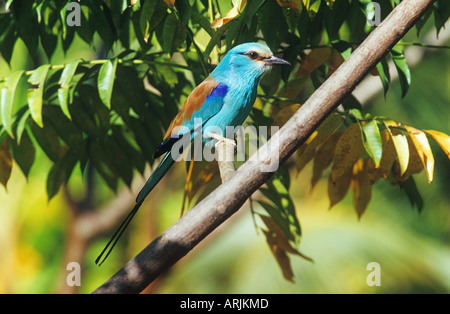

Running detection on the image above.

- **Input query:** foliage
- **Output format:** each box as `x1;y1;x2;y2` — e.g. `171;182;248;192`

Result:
0;0;449;281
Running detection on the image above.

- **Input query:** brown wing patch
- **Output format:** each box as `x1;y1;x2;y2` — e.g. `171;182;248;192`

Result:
163;77;219;140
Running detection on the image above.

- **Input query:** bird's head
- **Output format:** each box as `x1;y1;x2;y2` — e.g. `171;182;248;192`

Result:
211;42;290;82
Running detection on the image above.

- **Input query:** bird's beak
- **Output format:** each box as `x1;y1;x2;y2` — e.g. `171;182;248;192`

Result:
264;56;291;66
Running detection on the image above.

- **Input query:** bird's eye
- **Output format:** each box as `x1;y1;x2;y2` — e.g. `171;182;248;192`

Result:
247;51;259;60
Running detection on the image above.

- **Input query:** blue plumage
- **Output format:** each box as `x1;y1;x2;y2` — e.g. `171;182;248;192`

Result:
96;42;290;265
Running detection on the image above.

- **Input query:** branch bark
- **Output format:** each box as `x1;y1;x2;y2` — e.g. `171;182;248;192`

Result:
93;0;436;294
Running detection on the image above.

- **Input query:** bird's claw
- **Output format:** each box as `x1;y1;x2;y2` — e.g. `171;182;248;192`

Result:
207;132;237;147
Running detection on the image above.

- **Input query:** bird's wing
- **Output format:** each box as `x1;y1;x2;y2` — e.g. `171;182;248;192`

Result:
153;77;228;158
95;77;229;265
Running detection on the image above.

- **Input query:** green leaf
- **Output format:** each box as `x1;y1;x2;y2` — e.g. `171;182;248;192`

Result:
331;39;353;60
89;140;118;191
1;70;25;137
376;58;390;97
258;165;301;247
139;0;168;42
361;119;383;167
161;13;186;55
258;0;288;52
97;58;118;109
29;119;60;162
47;148;78;201
27;64;51;128
59;58;82;88
8;131;35;177
58;59;82;119
390;45;411;98
401;175;424;212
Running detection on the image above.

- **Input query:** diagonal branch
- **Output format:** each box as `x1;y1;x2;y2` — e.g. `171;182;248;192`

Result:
92;0;436;294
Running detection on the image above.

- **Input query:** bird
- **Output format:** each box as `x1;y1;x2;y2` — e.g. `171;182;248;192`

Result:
95;42;290;265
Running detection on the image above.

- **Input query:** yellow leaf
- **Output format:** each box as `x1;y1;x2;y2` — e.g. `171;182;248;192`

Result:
302;0;321;17
395;135;424;183
424;129;450;159
164;0;175;9
211;0;247;28
325;0;335;8
186;160;221;206
327;52;344;77
328;165;352;209
367;129;397;183
263;229;295;282
0;139;12;188
351;159;371;219
272;103;301;128
260;214;313;282
311;131;342;188
296;113;343;173
276;0;301;15
405;125;434;183
331;123;365;182
383;121;410;176
295;47;332;77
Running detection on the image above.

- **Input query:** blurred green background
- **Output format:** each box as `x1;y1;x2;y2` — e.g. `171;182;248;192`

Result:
0;9;449;295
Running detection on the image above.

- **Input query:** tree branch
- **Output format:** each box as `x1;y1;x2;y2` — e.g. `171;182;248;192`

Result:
92;0;436;294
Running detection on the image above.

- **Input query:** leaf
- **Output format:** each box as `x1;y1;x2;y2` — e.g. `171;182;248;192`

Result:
424;129;450;159
401;176;424;212
295;47;332;77
47;147;78;201
58;58;82;119
361;119;383;167
27;64;51;128
258;166;301;246
263;229;295;282
164;0;175;9
0;139;12;188
327;52;344;77
311;131;342;188
211;6;240;29
302;0;321;18
350;158;371;219
1;70;25;137
272;104;301;128
404;125;434;183
276;0;301;16
161;13;187;55
260;214;313;282
396;135;424;183
29;119;61;162
139;0;168;43
384;121;409;176
258;0;288;52
97;58;118;109
295;113;343;173
331;123;365;182
8;131;35;178
330;39;353;60
328;164;352;209
367;129;397;183
186;159;221;205
375;58;390;96
390;45;411;98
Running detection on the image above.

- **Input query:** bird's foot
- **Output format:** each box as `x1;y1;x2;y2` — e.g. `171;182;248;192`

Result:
207;132;237;147
207;132;236;182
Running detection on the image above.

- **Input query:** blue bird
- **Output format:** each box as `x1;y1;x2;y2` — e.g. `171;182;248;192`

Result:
96;42;290;265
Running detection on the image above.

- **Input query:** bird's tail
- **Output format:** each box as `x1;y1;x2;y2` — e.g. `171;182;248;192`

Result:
95;152;175;266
